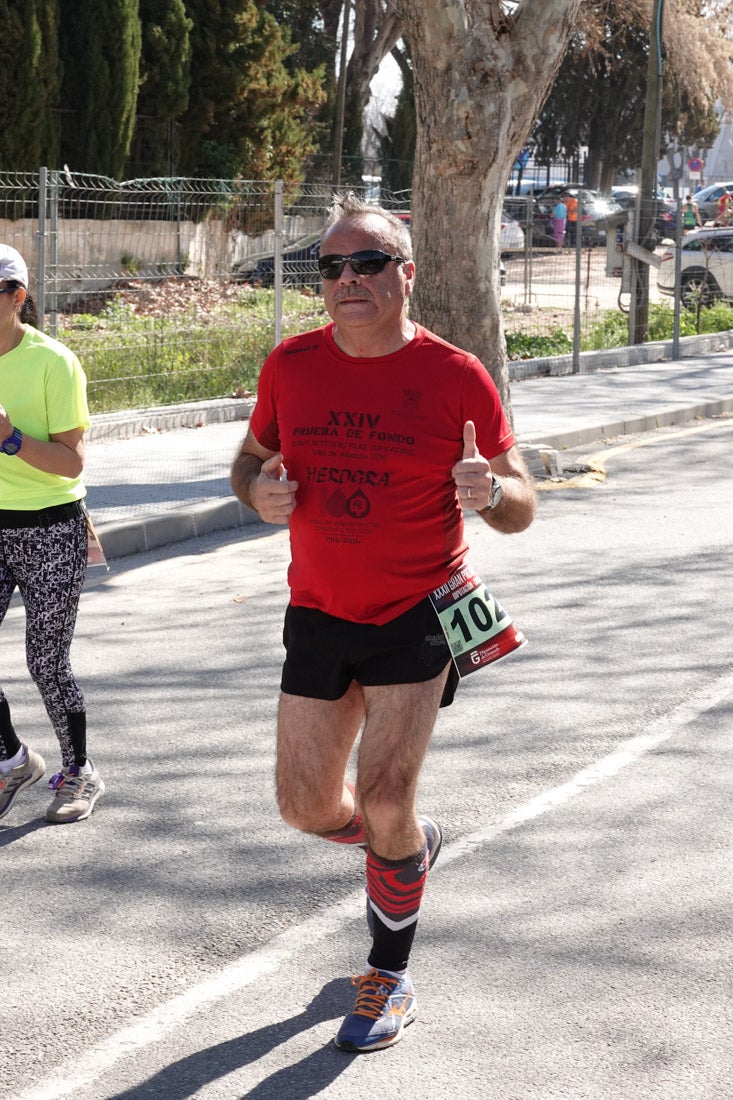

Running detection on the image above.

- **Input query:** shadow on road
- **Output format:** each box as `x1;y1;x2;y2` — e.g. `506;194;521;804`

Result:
106;977;356;1099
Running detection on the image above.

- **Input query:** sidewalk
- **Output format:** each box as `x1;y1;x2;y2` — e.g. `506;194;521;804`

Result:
84;350;733;560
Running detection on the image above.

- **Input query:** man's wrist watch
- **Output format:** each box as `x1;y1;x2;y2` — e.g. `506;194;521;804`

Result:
478;475;503;514
0;427;23;455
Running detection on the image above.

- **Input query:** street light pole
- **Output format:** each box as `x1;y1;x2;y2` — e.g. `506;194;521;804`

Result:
631;0;664;344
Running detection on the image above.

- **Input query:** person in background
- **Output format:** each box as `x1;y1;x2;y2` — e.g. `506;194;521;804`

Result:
231;194;536;1052
682;195;702;233
564;191;579;246
715;189;733;227
551;197;567;247
0;244;104;825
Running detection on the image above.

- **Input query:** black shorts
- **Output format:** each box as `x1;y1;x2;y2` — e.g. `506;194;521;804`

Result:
281;597;459;708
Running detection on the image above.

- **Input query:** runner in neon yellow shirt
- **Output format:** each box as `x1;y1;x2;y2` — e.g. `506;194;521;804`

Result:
0;244;105;825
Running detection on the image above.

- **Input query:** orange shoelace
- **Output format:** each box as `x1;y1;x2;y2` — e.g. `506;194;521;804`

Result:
349;969;403;1020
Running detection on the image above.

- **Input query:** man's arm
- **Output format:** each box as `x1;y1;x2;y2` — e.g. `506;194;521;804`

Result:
475;443;536;533
451;421;536;534
231;426;298;525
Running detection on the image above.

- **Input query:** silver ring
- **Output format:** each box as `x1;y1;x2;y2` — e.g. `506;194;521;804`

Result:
467;487;472;499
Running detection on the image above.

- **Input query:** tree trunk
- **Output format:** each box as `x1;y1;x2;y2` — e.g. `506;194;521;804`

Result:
401;0;582;417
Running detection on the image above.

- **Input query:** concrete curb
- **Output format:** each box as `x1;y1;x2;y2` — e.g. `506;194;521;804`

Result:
88;397;255;443
98;497;262;560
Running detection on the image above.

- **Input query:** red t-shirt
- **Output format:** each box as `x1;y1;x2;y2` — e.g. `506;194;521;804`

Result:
250;322;514;624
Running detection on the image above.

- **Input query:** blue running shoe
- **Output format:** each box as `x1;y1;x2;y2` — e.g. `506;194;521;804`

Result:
366;815;442;935
335;968;417;1052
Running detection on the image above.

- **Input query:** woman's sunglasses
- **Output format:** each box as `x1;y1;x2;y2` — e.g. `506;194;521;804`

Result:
0;282;21;294
317;250;406;280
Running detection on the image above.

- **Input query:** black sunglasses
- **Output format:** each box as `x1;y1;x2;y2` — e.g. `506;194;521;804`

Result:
317;250;406;280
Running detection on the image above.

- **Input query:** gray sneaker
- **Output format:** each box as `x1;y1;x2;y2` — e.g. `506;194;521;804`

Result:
46;760;105;824
0;745;46;820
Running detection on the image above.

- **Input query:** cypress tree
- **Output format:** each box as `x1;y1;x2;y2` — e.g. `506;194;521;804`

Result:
36;0;61;167
179;0;326;180
133;0;192;176
58;0;141;178
0;0;60;169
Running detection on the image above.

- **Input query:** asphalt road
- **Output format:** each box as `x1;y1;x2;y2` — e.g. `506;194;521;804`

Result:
3;415;732;1100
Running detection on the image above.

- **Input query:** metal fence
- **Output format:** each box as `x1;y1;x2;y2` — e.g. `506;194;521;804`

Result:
0;171;716;414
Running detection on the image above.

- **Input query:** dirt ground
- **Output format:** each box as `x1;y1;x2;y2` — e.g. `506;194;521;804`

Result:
61;246;630;340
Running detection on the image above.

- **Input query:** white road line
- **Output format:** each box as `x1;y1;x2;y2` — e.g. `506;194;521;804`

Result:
13;670;732;1100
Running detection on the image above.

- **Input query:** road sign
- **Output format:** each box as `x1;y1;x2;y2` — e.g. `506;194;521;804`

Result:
688;157;703;173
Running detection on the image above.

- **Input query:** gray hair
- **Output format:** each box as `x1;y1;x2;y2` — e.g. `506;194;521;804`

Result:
324;192;413;260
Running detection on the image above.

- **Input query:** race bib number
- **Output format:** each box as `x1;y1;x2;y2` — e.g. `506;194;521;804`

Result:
430;563;526;678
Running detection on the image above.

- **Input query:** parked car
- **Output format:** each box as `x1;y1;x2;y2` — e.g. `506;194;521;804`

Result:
392;210;510;279
657;226;733;306
688;181;733;224
502;195;549;246
503;188;621;247
611;186;677;242
500;210;525;252
234;215;510;290
505;178;543;196
232;233;320;288
535;186;623;245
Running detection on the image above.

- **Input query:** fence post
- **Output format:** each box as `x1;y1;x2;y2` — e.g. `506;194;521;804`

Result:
274;180;284;347
48;169;59;337
572;192;583;373
37;168;47;332
672;194;682;359
522;200;533;307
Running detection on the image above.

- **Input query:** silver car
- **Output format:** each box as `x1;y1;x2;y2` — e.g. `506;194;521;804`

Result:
689;181;733;224
657;227;733;306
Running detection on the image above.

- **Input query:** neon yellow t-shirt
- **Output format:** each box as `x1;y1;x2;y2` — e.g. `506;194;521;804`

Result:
0;326;90;509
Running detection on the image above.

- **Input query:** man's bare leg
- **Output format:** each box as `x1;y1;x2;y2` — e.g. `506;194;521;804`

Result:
334;667;450;1052
276;681;364;835
357;668;449;859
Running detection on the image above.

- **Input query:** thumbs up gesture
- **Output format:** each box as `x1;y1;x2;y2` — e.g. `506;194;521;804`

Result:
253;452;298;524
451;420;493;512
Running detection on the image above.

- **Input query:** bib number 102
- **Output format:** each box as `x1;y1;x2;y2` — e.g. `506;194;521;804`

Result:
430;565;526;676
448;589;507;648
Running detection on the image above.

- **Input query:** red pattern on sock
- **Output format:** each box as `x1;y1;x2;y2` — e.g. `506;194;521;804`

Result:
366;844;428;925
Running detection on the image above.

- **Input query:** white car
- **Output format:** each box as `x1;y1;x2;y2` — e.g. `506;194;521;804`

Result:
657;227;733;306
500;210;525;252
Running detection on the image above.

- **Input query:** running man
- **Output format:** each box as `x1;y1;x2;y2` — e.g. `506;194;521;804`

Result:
231;193;536;1052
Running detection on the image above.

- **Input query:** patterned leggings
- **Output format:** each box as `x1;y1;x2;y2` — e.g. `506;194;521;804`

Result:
0;515;88;766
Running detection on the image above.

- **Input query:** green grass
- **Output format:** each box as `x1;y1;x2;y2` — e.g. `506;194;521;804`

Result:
506;328;573;359
60;289;327;414
58;291;733;415
581;301;733;350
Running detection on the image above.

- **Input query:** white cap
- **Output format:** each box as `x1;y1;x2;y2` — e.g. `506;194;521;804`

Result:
0;244;28;288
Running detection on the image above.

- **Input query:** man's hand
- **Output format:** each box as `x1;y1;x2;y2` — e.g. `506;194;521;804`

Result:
251;452;298;525
451;420;494;512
